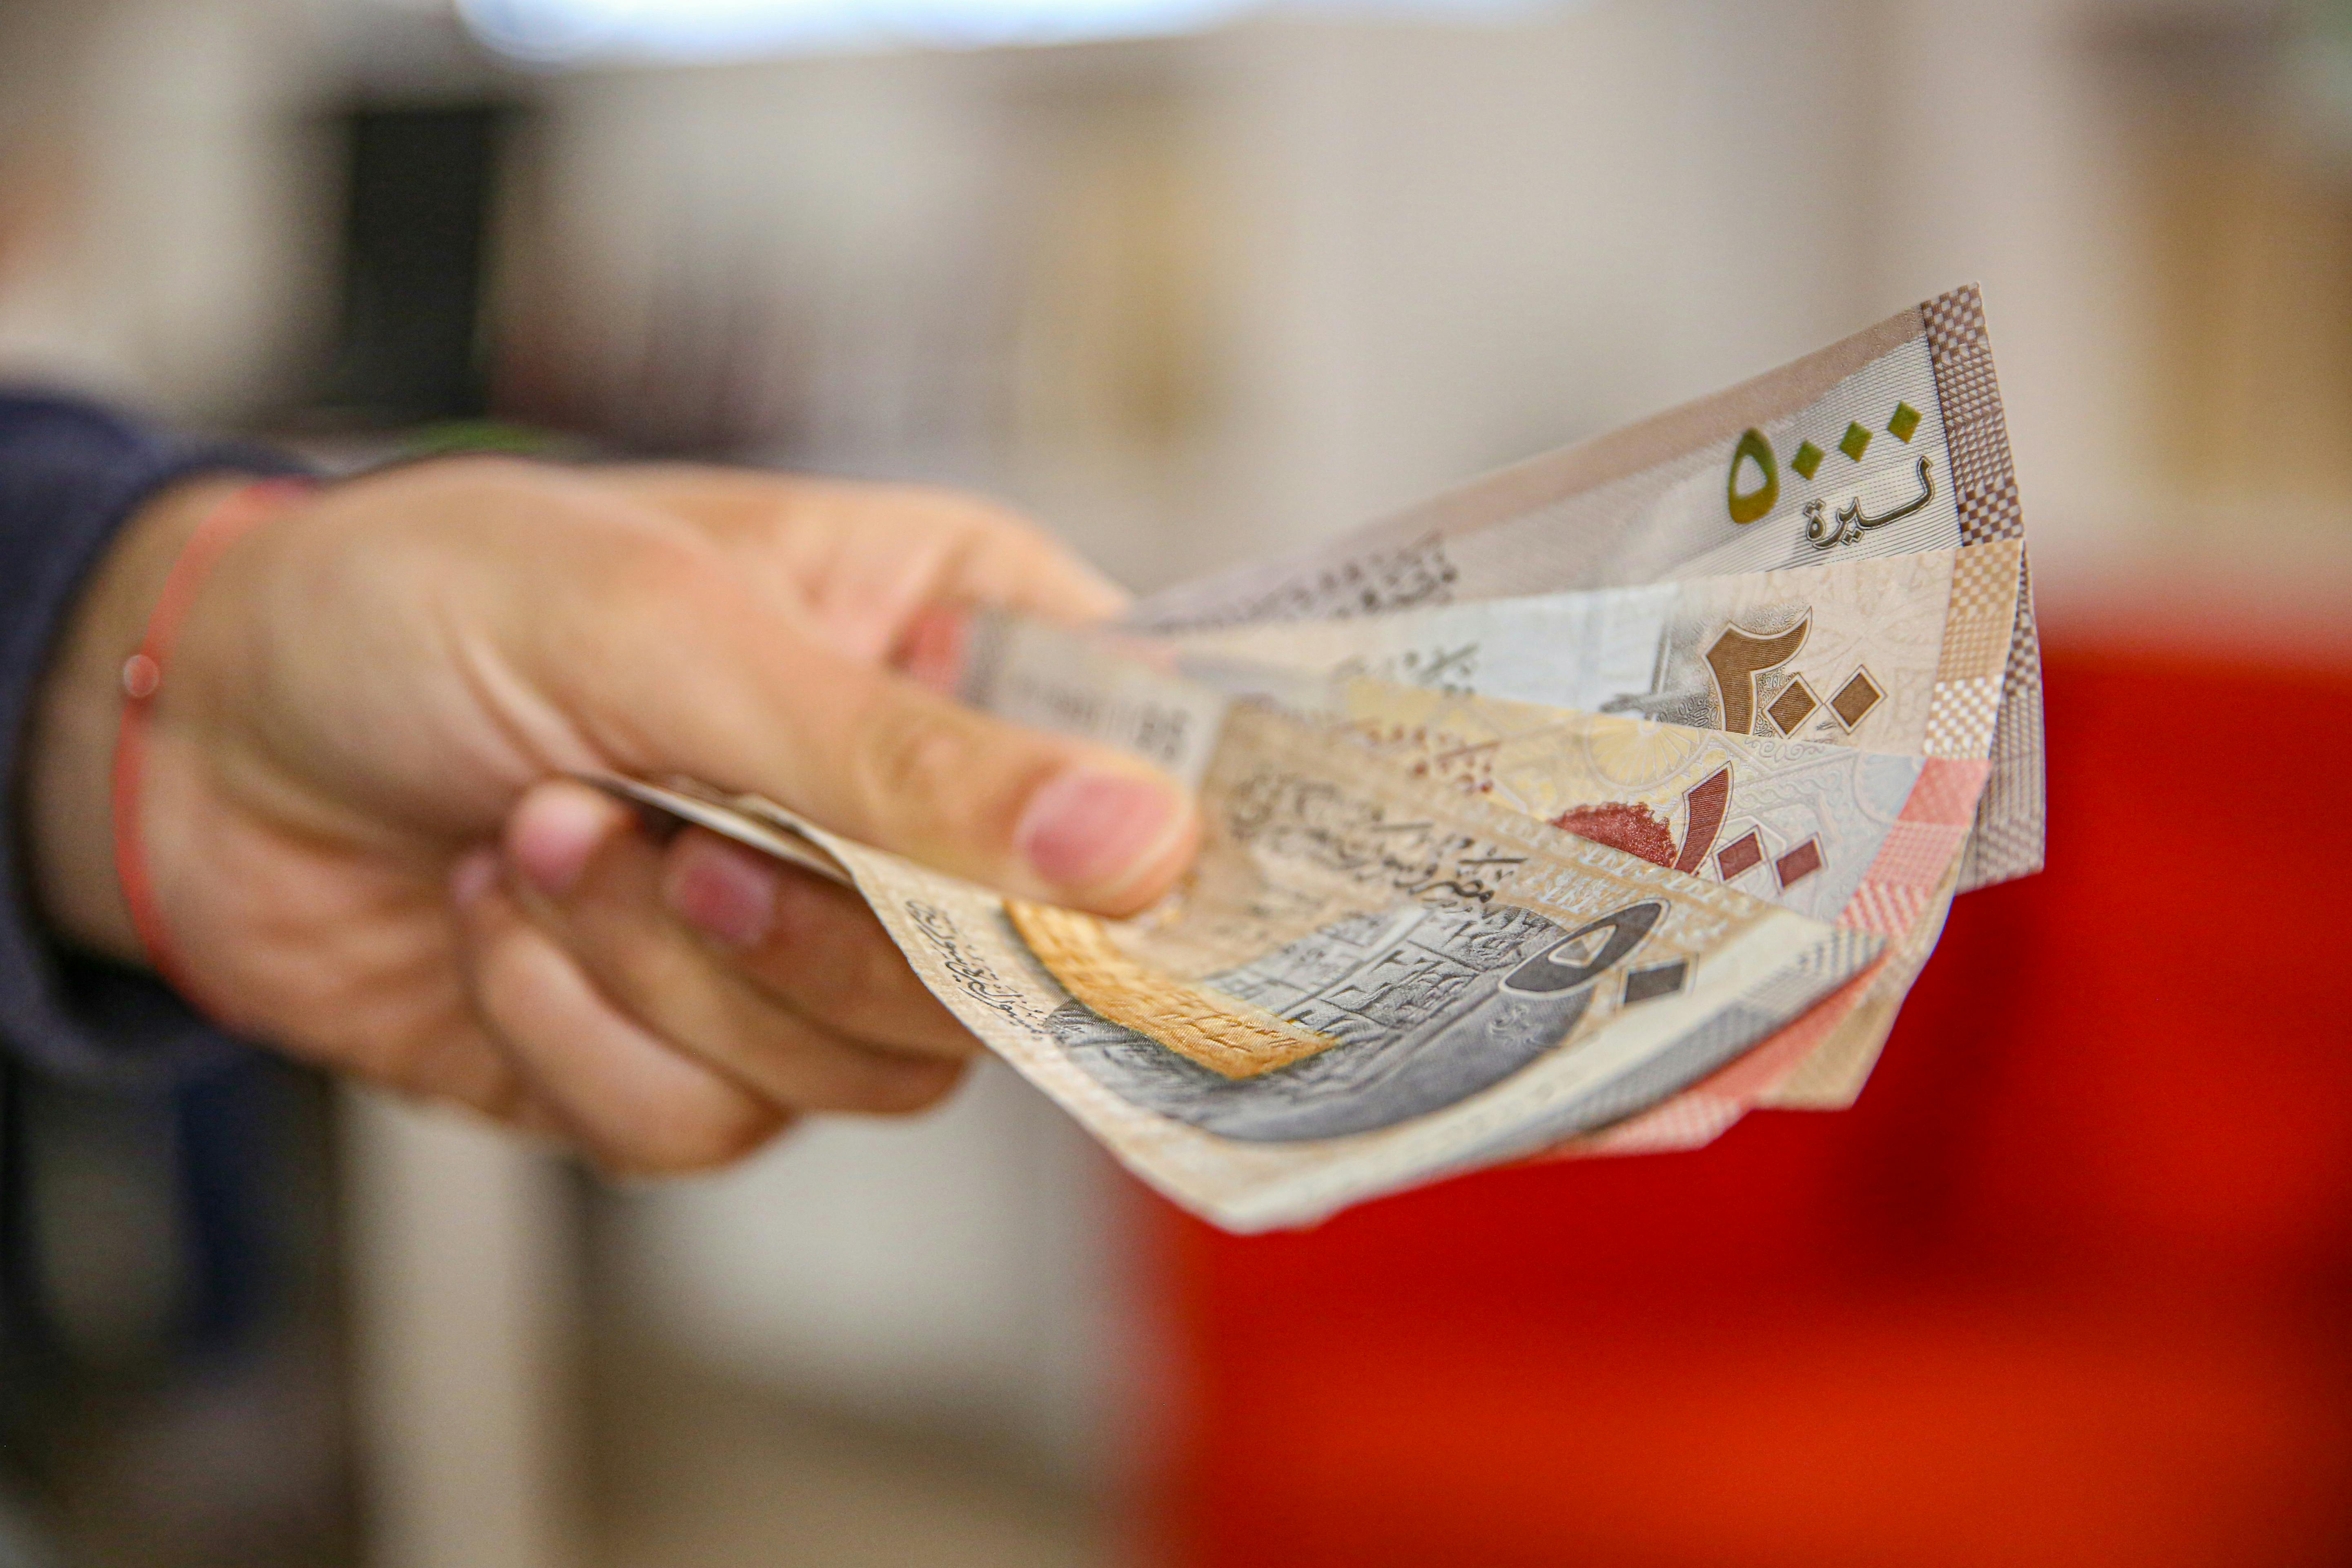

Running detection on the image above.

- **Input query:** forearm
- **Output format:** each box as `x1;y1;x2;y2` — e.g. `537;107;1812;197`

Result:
24;473;251;968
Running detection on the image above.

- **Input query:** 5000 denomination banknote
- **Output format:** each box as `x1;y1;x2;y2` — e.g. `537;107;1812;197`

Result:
597;701;1878;1230
1125;286;2041;895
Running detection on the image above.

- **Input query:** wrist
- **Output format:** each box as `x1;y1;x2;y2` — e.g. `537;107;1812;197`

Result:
24;474;268;966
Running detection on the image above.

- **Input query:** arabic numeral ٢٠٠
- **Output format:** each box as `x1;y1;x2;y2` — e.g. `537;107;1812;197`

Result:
1703;616;1811;735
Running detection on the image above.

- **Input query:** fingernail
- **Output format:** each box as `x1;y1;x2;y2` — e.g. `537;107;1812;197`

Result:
1016;767;1188;898
450;849;499;909
663;835;780;949
508;781;628;898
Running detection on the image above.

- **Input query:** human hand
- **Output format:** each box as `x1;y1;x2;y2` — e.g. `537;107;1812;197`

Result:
25;459;1195;1169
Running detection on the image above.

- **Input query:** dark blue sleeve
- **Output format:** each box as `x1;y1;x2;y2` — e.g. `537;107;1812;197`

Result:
0;390;309;1086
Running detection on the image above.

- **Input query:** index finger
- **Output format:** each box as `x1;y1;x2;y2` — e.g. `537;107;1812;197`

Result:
599;466;1127;658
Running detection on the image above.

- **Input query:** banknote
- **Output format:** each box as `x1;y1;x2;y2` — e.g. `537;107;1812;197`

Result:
1331;683;1985;1133
927;606;1994;1142
1571;853;1964;1152
593;700;1880;1230
1123;285;2041;895
1336;683;1982;948
943;609;1982;933
1163;540;2022;768
600;750;1938;1134
938;615;1984;1143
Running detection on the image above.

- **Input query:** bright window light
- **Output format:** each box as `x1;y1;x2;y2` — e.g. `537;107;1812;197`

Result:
458;0;1552;65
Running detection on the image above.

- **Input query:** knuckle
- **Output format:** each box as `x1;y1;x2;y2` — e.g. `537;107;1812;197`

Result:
942;490;1050;547
855;1056;967;1117
613;529;728;610
851;697;996;836
630;1098;787;1173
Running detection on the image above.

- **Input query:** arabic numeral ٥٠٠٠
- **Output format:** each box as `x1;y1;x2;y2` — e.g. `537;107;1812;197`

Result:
1726;428;1779;525
1726;409;1937;545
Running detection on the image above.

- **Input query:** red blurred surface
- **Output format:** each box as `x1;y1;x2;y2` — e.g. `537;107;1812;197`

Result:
1146;641;2352;1568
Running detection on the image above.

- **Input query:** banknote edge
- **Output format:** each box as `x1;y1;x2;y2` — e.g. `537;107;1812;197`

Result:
1921;285;2048;889
1125;300;1930;631
1206;920;1885;1231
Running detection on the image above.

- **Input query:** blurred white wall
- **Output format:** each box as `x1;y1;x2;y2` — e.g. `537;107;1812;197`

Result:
0;0;340;419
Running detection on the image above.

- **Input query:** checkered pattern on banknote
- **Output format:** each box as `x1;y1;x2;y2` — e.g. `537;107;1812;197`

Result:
1573;1087;1744;1156
1924;675;2002;758
1856;819;1969;903
1845;879;1934;939
1956;476;2024;548
1927;287;2045;890
1958;565;2047;889
1905;755;1992;824
1922;285;2024;546
1936;541;2020;684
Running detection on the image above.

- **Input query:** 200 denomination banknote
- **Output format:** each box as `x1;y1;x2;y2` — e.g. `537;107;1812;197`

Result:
1169;541;2022;769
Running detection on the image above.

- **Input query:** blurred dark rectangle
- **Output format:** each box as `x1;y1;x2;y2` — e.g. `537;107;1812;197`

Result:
318;103;511;426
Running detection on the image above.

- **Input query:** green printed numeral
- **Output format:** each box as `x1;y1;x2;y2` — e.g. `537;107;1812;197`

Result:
1726;428;1779;525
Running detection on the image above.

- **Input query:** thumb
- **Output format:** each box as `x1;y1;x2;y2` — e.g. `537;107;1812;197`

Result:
536;545;1198;916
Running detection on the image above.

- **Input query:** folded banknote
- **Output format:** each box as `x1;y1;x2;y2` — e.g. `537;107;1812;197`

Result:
946;540;2022;777
1332;684;1980;1130
595;699;1878;1230
1169;541;2023;768
928;517;2021;1117
941;611;1986;1143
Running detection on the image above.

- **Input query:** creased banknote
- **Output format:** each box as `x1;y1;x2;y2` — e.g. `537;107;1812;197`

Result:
1123;285;2041;895
596;701;1878;1230
942;610;1985;1141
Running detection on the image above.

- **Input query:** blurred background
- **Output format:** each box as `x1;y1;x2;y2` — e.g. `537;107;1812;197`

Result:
2;0;2350;1564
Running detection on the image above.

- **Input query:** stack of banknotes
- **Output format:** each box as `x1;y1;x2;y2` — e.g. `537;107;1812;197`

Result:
608;285;2039;1232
